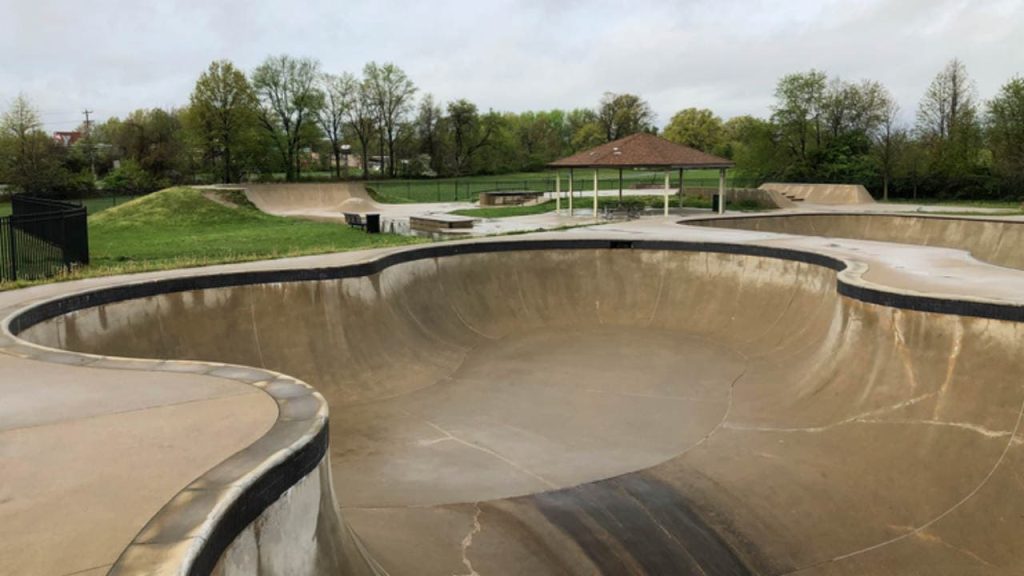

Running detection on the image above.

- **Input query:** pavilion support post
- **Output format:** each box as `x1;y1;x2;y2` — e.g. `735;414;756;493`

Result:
618;168;623;205
555;170;561;213
568;168;574;215
593;169;599;218
679;168;685;202
718;168;726;214
664;172;670;217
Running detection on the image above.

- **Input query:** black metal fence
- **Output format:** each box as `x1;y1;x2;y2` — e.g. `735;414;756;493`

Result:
1;195;89;282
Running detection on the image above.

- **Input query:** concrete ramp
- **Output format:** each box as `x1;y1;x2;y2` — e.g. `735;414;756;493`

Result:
243;182;379;218
760;182;875;205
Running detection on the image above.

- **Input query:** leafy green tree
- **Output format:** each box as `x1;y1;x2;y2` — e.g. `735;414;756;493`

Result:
723;115;784;182
102;158;161;193
0;94;73;194
873;97;904;200
918;59;976;142
344;79;378;179
514;110;565;171
916;58;985;196
445;99;497;176
772;70;827;172
564;108;599;152
597;92;655;141
363;62;417;177
252;55;324;181
317;72;357;179
987;76;1024;194
102;108;190;183
663;108;724;153
186;60;259;183
415;94;444;175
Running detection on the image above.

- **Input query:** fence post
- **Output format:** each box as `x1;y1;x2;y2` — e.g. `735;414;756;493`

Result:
7;218;16;281
60;210;69;271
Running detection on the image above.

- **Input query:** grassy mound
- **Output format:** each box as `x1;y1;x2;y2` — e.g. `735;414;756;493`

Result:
88;187;421;274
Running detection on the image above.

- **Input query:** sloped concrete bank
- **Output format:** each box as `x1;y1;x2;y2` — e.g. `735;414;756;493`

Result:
691;212;1024;270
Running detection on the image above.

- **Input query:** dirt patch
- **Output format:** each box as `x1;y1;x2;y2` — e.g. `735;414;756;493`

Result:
202;189;256;210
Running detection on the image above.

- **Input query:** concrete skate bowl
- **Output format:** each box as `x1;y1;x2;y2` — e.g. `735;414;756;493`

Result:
11;240;1024;575
690;212;1024;270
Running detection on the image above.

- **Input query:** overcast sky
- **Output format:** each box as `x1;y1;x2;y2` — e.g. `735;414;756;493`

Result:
1;0;1021;131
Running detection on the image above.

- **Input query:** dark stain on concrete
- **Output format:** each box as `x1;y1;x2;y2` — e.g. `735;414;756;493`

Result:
532;473;757;576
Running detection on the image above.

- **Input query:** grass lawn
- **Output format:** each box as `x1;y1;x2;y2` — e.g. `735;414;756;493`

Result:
0;187;423;291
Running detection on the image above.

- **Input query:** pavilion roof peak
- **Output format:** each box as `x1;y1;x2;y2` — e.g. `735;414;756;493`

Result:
547;132;734;169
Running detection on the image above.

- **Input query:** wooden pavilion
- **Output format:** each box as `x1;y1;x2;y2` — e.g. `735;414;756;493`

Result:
546;132;735;216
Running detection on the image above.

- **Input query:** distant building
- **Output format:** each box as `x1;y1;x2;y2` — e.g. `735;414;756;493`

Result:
53;131;82;147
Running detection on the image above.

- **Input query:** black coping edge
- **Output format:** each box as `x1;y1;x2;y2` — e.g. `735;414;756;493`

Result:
189;423;329;576
8;237;1024;576
683;210;1024;226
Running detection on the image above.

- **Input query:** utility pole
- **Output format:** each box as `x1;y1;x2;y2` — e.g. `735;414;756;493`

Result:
82;109;96;178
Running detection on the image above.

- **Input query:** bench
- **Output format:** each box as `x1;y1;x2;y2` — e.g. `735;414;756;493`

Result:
343;212;365;229
343;212;381;233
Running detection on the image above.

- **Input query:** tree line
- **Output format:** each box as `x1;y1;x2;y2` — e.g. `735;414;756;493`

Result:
1;55;1022;200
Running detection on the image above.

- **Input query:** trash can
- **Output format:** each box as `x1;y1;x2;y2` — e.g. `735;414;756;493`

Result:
364;213;381;234
711;194;721;212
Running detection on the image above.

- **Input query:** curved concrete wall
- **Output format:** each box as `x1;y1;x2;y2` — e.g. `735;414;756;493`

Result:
692;212;1024;270
759;182;875;204
12;241;1024;574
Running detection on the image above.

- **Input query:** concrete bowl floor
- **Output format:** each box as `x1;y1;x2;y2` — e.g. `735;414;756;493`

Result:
19;248;1024;575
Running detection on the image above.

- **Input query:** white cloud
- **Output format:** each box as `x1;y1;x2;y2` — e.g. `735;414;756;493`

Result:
1;0;1021;130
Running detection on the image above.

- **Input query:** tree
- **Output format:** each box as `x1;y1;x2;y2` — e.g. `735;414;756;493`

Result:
663;108;724;152
318;72;357;179
723;115;784;183
918;58;976;142
597;92;655;141
187;60;258;183
987;76;1024;193
345;80;377;179
101;108;190;185
772;70;827;167
446;99;496;176
514;110;565;171
873;96;903;201
564;108;599;152
916;58;984;195
415;94;443;174
251;55;324;181
363;62;416;178
1;94;70;194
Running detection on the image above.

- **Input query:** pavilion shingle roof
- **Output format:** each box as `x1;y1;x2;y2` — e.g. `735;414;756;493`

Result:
547;132;734;169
